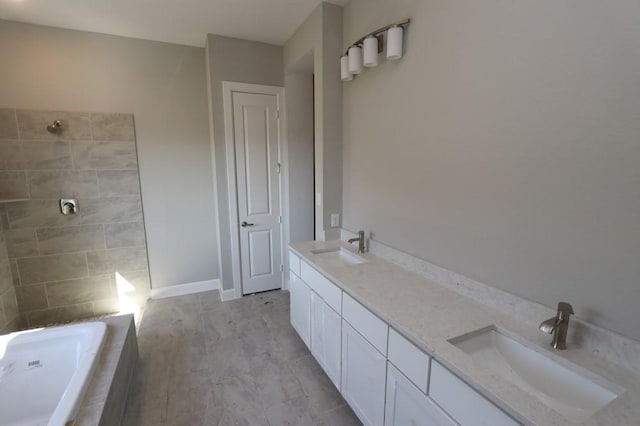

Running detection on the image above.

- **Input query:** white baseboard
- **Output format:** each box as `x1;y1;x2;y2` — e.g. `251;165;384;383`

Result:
150;279;220;300
220;287;239;301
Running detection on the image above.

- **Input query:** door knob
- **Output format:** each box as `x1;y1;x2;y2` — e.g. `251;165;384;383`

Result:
241;221;255;227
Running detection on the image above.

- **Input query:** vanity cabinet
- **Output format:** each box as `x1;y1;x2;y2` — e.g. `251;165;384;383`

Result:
385;363;456;426
342;321;387;426
289;249;520;426
289;271;311;349
311;292;342;390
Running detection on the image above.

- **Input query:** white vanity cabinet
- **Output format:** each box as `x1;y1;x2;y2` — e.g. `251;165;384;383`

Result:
311;292;342;390
288;249;521;426
341;321;387;426
289;271;311;349
385;363;456;426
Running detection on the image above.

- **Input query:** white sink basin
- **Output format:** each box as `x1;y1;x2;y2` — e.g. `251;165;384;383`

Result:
449;326;623;422
310;247;367;267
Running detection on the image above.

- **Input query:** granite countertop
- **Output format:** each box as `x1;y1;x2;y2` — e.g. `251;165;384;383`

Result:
290;240;640;426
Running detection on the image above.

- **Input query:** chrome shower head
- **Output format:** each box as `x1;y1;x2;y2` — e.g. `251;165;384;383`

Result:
46;120;62;134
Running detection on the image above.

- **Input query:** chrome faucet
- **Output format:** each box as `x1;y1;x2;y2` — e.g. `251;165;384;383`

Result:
348;230;366;254
539;302;574;350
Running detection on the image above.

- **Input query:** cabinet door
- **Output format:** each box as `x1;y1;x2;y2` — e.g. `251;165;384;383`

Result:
290;272;311;349
385;363;456;426
430;361;519;426
311;293;342;390
341;321;387;426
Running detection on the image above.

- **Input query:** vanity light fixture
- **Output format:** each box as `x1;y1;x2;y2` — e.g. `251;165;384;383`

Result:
340;55;353;81
340;18;410;82
363;35;379;67
348;45;363;74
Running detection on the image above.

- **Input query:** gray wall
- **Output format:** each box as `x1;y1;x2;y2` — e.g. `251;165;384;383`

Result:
0;20;218;290
342;0;640;340
0;108;150;327
285;71;315;243
205;35;283;290
284;2;343;240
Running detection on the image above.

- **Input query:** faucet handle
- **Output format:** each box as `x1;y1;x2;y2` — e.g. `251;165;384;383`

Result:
557;302;574;319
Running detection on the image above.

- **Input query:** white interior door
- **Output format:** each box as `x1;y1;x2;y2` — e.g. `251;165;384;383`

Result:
232;91;282;295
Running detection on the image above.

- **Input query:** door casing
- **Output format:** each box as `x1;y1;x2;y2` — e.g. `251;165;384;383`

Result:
222;81;287;299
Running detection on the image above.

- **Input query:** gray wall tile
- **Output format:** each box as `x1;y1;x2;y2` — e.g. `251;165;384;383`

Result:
2;108;149;325
4;228;38;258
20;140;73;170
91;113;135;142
87;246;149;276
18;252;88;284
0;260;13;294
37;224;105;255
97;170;140;196
46;275;114;307
15;284;48;311
1;287;19;325
0;231;7;259
0;140;22;169
72;141;138;170
0;171;29;199
105;221;145;248
28;170;98;198
100;196;142;223
6;200;90;228
0;297;6;328
16;110;91;140
0;205;9;230
0;109;18;139
92;298;120;316
27;303;94;326
10;260;20;286
114;269;151;305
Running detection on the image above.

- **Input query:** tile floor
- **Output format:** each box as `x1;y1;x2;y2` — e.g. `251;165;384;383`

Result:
122;290;361;425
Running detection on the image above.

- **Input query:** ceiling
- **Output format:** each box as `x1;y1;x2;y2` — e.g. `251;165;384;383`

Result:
0;0;349;47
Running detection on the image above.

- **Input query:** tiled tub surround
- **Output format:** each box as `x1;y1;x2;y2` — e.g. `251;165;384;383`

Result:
75;314;138;425
0;229;20;332
291;240;640;425
0;108;150;328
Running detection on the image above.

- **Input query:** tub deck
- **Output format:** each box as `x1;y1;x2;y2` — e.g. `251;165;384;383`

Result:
72;315;138;426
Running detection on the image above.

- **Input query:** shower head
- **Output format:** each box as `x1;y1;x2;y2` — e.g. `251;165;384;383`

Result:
47;120;62;134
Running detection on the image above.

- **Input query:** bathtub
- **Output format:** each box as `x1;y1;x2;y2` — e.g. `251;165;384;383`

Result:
0;322;107;426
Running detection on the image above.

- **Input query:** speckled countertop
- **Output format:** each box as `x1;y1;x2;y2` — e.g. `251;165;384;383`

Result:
290;240;640;426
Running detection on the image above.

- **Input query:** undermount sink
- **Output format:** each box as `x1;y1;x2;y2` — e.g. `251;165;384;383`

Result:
449;326;623;422
310;247;367;267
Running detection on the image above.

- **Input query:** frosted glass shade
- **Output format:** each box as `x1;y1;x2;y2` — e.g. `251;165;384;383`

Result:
363;36;379;67
348;46;363;74
340;55;353;81
386;26;404;60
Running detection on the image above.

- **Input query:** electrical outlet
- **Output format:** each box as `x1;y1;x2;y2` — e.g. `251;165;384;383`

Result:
331;214;340;227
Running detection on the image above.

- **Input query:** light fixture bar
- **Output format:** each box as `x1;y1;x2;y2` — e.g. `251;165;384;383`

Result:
342;18;410;56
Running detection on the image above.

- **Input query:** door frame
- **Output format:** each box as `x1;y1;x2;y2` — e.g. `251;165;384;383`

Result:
222;81;287;299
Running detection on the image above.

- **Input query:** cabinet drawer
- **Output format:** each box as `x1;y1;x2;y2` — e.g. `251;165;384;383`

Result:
300;261;342;313
388;328;429;393
342;293;388;355
430;361;519;426
385;363;456;426
289;251;301;276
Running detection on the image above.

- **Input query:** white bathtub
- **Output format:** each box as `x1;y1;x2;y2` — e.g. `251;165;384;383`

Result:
0;322;107;426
